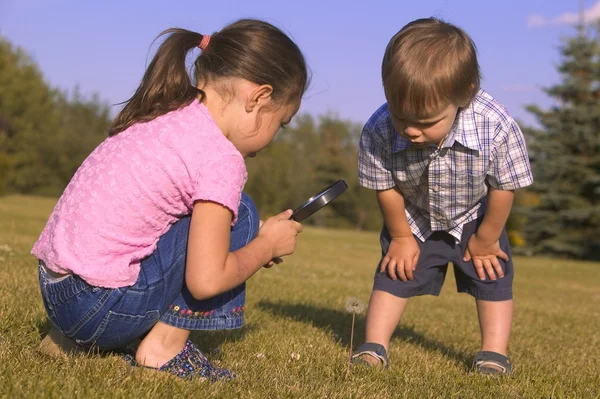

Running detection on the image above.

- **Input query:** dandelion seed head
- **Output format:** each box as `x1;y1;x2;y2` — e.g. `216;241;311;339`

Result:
0;245;13;253
345;297;366;314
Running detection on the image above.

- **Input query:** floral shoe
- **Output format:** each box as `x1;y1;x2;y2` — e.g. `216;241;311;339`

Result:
123;340;235;382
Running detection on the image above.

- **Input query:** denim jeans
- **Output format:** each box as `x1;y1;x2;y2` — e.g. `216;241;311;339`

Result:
39;193;259;350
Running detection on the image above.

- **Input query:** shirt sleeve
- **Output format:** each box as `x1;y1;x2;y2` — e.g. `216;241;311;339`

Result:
487;118;534;190
358;125;396;190
193;154;247;224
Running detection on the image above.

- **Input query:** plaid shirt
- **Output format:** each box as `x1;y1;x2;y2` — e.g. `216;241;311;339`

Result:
358;89;534;242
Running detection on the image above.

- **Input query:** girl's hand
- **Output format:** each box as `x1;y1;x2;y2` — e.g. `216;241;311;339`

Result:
381;236;420;281
259;219;284;268
464;234;509;280
263;257;283;268
258;210;303;259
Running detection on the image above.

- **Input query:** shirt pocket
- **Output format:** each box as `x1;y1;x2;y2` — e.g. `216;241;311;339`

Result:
444;154;488;208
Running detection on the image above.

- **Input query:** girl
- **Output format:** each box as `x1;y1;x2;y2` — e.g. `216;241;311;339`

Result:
32;18;308;381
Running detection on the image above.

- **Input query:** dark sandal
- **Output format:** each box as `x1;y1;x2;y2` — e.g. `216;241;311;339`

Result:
350;342;390;369
472;351;512;375
123;340;235;382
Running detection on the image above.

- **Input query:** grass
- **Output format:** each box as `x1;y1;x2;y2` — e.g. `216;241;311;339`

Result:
1;194;599;398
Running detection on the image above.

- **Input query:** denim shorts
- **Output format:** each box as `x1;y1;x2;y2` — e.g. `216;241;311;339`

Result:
373;218;514;301
38;193;259;350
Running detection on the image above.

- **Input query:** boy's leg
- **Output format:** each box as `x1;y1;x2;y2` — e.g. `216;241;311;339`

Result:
476;299;513;356
355;228;454;367
365;291;408;352
358;290;408;366
454;218;514;372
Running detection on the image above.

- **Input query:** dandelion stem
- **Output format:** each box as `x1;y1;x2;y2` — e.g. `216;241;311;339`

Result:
346;313;355;378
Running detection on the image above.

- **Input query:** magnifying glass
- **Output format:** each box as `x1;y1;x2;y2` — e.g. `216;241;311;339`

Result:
290;179;348;222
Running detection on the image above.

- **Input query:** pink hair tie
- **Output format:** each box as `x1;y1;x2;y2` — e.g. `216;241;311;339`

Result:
199;35;211;51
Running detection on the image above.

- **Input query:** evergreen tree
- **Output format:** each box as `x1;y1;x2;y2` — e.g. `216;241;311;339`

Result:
0;37;111;196
523;23;600;260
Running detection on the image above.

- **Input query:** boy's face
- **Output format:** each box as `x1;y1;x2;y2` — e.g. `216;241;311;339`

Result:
390;104;459;147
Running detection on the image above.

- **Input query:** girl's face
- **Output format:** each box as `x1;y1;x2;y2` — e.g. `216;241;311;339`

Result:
241;100;300;158
227;81;300;158
201;79;301;158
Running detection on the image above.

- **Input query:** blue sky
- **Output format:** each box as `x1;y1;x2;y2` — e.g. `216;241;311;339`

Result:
1;0;596;127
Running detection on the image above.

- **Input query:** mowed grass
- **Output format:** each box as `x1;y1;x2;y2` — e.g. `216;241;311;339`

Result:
0;195;599;399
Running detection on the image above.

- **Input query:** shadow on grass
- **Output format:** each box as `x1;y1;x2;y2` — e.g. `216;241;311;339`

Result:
258;300;472;370
34;316;256;359
191;324;257;355
35;318;53;339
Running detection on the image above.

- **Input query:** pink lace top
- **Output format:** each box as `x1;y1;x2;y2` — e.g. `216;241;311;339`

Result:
32;101;247;288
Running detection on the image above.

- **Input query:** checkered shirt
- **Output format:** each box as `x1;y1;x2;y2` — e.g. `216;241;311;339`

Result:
358;89;534;242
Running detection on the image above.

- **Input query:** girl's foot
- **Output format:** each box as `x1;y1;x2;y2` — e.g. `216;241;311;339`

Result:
39;327;85;359
126;340;234;382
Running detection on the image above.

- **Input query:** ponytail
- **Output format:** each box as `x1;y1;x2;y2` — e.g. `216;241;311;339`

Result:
109;20;309;136
108;29;206;136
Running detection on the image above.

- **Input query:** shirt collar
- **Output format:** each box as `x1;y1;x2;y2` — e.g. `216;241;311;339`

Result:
448;102;481;151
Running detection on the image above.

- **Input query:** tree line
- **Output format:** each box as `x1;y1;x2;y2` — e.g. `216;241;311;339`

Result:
1;23;599;260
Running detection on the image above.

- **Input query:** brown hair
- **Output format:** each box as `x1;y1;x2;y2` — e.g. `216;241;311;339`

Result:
382;17;480;120
109;19;309;136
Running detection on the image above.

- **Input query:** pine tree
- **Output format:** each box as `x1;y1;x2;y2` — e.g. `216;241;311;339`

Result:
0;37;111;195
523;23;600;260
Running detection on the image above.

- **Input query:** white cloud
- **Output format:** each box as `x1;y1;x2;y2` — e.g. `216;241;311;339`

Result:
527;0;600;28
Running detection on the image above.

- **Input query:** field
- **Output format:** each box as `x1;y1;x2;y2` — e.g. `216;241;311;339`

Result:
1;195;598;398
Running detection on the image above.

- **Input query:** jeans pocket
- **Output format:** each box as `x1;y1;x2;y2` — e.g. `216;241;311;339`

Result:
39;264;113;337
85;310;161;349
39;265;81;330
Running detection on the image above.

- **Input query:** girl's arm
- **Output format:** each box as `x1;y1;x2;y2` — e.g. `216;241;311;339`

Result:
185;201;300;300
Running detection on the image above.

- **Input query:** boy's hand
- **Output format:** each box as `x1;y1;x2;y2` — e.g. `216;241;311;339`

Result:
381;236;420;281
464;234;509;280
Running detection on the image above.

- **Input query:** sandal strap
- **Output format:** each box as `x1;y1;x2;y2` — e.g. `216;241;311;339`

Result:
473;351;512;374
351;342;390;369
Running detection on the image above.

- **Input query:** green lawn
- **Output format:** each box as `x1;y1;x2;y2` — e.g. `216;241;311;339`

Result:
1;195;598;398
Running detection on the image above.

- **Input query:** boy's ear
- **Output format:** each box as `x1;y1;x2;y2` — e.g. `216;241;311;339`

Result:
245;84;274;113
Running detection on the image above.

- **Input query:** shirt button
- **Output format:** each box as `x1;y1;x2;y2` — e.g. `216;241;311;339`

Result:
432;185;440;192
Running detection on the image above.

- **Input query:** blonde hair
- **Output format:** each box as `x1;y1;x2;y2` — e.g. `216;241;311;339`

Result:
382;18;480;120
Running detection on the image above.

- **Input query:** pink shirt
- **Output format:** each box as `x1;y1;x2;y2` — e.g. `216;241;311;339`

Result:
32;101;247;288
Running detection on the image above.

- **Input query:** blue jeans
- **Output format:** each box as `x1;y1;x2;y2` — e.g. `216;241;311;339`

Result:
38;193;260;350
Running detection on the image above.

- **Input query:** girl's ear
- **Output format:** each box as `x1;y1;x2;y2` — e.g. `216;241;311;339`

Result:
245;84;274;113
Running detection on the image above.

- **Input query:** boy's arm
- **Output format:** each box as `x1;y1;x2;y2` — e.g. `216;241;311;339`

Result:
358;115;419;280
475;187;514;243
377;187;413;238
464;188;512;281
465;117;533;280
377;188;420;281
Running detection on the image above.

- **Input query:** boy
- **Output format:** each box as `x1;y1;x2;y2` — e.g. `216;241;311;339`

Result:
352;18;533;374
